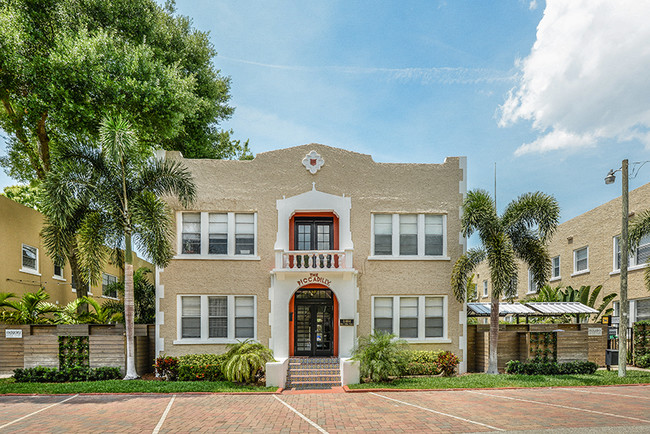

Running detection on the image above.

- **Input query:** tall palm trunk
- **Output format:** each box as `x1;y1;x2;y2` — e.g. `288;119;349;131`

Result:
68;252;89;314
487;295;500;374
123;230;138;379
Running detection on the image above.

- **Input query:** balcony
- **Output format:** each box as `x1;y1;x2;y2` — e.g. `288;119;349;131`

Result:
276;250;354;271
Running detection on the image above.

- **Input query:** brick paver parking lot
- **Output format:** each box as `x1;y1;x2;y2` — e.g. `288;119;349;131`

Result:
1;385;649;433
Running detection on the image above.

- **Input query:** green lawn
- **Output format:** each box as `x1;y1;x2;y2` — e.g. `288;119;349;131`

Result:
0;378;277;394
349;370;650;390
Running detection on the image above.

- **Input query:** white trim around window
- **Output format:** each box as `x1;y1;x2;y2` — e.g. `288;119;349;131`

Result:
550;255;561;282
52;263;65;281
482;280;488;298
572;246;589;276
174;294;257;344
611;234;650;275
176;211;260;260
369;213;449;260
20;244;40;276
371;295;451;343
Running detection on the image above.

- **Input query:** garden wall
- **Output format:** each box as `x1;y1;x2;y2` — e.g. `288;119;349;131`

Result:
0;324;154;375
467;323;607;373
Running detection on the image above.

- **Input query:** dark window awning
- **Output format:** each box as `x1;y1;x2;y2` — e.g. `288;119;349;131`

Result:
467;302;599;317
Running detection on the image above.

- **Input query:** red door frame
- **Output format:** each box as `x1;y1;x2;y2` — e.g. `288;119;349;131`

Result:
288;283;339;357
289;212;339;250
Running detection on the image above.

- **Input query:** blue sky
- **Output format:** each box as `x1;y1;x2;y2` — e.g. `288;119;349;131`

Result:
2;0;650;240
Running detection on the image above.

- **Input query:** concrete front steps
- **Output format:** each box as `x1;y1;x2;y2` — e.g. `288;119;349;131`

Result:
285;357;341;390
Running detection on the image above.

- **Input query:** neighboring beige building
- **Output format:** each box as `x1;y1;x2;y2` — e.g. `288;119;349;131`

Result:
0;195;151;306
475;182;650;323
155;144;469;376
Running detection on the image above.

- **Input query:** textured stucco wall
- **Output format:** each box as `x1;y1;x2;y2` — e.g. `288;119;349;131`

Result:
158;144;467;358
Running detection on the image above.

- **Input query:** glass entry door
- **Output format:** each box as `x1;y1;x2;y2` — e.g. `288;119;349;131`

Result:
294;289;334;356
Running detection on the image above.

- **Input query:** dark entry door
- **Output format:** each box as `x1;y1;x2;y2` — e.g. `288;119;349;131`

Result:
294;289;334;356
294;217;334;251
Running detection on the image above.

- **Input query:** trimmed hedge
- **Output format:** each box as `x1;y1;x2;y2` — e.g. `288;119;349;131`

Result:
403;350;443;375
637;354;650;369
505;360;598;375
178;353;227;367
13;366;121;383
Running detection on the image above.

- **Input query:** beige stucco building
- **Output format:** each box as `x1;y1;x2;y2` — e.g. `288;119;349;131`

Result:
475;182;650;323
155;144;469;380
0;195;150;306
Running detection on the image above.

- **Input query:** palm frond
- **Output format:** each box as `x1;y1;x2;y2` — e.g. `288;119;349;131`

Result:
451;248;486;302
629;209;650;252
138;158;196;207
486;232;519;299
461;190;499;240
132;192;175;267
76;212;109;286
502;192;560;243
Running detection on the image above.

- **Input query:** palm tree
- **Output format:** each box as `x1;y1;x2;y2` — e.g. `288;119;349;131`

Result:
0;288;60;324
526;284;616;323
41;115;196;379
451;190;559;374
629;209;650;290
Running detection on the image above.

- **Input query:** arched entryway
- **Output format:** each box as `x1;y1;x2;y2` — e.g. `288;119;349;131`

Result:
289;285;338;356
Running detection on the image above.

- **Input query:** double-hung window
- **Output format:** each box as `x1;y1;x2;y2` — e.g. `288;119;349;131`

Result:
178;295;256;342
102;273;118;298
235;214;255;255
208;213;228;254
573;246;589;274
372;295;447;340
178;212;257;257
53;264;64;279
372;214;446;258
21;244;38;273
527;269;538;293
614;234;650;271
551;256;561;280
482;280;488;297
182;213;201;254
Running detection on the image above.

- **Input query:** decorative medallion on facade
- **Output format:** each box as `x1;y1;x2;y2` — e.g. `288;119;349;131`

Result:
302;150;324;174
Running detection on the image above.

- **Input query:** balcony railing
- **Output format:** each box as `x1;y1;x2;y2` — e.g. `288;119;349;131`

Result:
281;250;349;270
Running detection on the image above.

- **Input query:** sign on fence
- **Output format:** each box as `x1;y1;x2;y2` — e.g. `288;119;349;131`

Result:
5;329;23;339
588;327;602;336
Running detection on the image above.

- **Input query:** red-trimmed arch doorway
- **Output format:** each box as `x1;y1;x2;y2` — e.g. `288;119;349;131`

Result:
288;284;339;357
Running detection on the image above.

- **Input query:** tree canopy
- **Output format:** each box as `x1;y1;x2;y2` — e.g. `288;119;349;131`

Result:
0;0;249;183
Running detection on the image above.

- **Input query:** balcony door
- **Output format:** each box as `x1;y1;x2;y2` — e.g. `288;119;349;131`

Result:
294;217;333;251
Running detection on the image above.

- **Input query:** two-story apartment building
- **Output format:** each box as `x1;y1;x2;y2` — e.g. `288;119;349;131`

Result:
476;182;650;324
0;195;151;305
155;144;469;378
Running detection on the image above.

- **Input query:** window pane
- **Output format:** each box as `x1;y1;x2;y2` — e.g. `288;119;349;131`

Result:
235;214;254;255
209;234;228;254
235;296;254;317
208;296;227;339
425;297;443;316
399;215;418;255
182;317;201;338
54;264;63;277
425;317;443;337
637;234;650;264
374;318;393;334
575;247;588;271
425;215;443;256
400;318;418;338
235;296;254;338
208;214;228;254
209;318;227;338
182;213;201;254
235;235;254;255
552;256;560;277
374;297;393;318
235;317;254;338
22;245;37;270
182;296;201;316
374;215;392;255
235;213;254;233
209;296;227;317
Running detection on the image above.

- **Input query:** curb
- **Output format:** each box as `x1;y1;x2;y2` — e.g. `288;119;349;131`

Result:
343;382;650;393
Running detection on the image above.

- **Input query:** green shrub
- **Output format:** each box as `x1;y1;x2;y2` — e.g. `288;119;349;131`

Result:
221;340;275;384
178;364;225;381
353;331;408;382
13;366;121;382
505;360;598;375
636;354;650;369
179;353;227;367
154;355;180;381
403;350;442;375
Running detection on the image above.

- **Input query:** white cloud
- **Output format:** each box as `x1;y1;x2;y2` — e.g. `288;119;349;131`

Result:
529;0;538;11
500;0;650;155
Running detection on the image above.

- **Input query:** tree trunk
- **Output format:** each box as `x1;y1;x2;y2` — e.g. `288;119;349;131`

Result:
123;231;139;380
68;253;89;314
487;295;500;374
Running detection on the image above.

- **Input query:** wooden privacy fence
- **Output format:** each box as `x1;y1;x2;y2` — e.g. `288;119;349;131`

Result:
0;324;155;375
466;323;607;373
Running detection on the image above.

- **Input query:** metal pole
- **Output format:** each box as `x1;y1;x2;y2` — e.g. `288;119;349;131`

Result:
619;159;629;377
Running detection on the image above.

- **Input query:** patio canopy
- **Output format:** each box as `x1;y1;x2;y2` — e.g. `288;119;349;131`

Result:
467;301;599;317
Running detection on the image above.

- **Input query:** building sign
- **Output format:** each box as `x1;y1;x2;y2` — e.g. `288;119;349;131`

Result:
587;327;602;336
5;329;22;339
297;273;331;288
340;319;354;326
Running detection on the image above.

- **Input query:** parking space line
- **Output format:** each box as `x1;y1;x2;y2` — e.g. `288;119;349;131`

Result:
273;395;329;434
152;394;176;434
466;390;650;424
370;392;504;431
572;388;650;400
0;394;78;430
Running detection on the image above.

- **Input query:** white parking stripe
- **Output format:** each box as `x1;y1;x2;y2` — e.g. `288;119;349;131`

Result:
0;394;78;430
572;388;650;400
466;390;650;424
273;395;328;434
370;392;504;431
152;394;176;434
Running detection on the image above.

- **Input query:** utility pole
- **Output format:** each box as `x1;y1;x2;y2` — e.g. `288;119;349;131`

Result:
619;159;628;377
